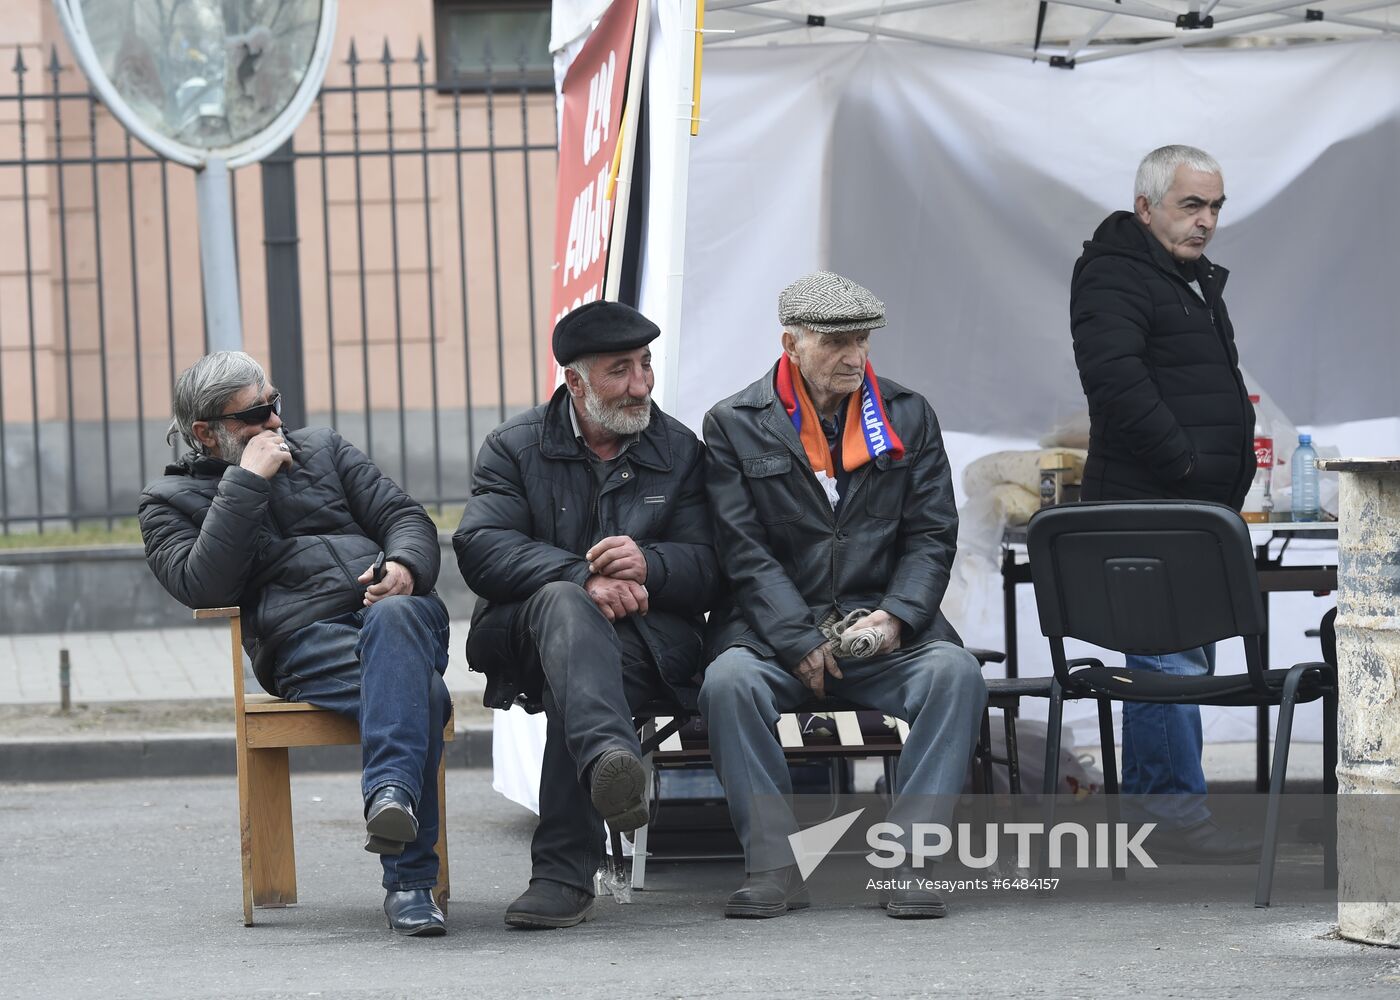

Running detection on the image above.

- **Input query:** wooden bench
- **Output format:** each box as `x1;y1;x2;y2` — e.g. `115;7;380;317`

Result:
197;607;452;926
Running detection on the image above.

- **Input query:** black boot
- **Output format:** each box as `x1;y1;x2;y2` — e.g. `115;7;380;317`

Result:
365;785;418;856
384;888;445;937
588;748;648;834
504;879;596;929
724;865;810;919
881;866;947;919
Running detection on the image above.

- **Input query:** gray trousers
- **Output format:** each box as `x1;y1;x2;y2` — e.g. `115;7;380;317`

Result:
699;640;987;872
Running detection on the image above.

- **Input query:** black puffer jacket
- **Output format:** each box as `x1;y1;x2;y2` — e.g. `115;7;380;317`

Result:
1071;210;1255;508
454;386;719;710
138;427;442;693
703;365;962;669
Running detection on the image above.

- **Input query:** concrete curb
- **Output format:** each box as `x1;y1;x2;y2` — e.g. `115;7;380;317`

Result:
0;724;493;783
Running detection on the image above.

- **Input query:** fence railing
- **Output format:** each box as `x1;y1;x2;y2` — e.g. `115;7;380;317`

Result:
0;36;556;534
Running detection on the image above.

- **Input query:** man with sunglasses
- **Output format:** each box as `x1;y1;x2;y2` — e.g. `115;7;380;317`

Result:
139;351;453;937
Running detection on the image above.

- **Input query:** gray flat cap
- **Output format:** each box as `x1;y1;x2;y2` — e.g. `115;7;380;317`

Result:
777;271;886;334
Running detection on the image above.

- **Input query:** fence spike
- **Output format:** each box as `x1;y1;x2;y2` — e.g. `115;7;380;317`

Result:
13;46;27;75
347;39;359;65
47;45;62;78
381;38;393;65
414;37;428;66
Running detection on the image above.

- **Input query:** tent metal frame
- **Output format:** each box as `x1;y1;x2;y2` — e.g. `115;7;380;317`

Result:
704;0;1400;65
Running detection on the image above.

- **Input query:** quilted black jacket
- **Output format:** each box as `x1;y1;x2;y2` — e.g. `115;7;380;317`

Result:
1071;210;1255;508
138;427;442;693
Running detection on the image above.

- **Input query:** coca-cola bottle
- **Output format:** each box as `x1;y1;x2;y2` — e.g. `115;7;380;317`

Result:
1244;394;1274;523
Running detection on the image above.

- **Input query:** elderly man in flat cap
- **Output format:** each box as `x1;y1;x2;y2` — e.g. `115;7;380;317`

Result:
455;300;719;928
700;271;986;920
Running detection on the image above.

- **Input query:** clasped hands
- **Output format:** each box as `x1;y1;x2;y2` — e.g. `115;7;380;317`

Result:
793;609;902;698
584;535;648;622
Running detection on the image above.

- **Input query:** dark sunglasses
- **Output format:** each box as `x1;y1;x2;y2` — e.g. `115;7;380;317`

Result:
206;392;282;425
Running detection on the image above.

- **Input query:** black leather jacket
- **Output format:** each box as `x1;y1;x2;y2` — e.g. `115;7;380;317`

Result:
454;386;719;710
138;427;443;694
702;364;962;669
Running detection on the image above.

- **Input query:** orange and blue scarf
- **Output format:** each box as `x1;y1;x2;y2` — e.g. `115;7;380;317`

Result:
775;355;904;478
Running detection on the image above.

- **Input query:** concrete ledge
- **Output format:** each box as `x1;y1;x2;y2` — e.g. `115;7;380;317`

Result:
0;724;493;783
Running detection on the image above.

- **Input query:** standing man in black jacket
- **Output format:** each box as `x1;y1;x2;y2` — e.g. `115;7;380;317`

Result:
139;352;453;936
455;301;718;929
1070;145;1257;859
700;271;987;920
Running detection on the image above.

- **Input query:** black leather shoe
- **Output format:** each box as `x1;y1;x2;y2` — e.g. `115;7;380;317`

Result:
384;888;445;937
880;867;947;919
365;786;418;856
504;879;596;929
724;866;811;919
1147;818;1261;864
588;748;648;834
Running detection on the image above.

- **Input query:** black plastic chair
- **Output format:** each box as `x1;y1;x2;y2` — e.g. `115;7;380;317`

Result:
1025;500;1336;907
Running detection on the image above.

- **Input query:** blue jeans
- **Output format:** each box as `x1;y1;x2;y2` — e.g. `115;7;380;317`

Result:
1121;644;1214;829
272;594;452;891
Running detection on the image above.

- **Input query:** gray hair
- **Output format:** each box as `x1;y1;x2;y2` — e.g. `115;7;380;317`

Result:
1135;145;1222;207
782;324;810;341
166;351;267;453
565;355;598;386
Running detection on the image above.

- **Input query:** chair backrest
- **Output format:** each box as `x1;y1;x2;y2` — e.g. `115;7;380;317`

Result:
1026;501;1265;654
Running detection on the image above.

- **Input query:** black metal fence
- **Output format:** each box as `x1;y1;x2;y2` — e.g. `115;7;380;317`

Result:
0;37;556;534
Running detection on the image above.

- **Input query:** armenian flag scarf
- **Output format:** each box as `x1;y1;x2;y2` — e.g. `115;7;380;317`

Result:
775;355;904;479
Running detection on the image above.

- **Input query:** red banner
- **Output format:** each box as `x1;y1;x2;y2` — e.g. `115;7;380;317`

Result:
546;0;641;392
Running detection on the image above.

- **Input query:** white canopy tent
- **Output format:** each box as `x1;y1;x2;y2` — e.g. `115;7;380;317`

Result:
505;2;1400;792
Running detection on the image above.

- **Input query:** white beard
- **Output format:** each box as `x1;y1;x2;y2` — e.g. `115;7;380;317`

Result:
584;386;652;436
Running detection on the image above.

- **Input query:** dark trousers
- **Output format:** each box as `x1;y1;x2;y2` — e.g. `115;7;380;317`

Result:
513;581;660;893
272;594;452;891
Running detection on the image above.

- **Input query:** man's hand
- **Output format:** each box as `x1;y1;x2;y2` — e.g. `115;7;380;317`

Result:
793;642;843;699
584;574;649;621
240;430;293;480
358;559;414;606
586;535;647;583
844;609;903;655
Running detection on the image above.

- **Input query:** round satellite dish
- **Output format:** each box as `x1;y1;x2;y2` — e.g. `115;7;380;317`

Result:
54;0;337;168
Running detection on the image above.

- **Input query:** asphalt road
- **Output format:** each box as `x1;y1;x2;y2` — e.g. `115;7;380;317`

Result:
2;771;1397;999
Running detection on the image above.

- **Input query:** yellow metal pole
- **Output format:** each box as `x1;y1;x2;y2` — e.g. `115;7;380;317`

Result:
691;0;705;136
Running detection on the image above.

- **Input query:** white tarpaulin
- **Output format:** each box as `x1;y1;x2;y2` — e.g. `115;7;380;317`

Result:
672;36;1400;744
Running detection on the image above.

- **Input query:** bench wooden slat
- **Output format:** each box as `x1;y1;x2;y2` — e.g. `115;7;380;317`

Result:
243;694;455;749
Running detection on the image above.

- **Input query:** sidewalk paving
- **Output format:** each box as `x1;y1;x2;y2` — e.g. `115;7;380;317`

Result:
0;620;484;705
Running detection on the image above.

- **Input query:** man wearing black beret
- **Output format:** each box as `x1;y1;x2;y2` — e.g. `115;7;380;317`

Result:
454;300;719;928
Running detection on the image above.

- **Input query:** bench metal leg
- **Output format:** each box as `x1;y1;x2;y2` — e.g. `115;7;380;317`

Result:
248;747;298;909
631;720;655;890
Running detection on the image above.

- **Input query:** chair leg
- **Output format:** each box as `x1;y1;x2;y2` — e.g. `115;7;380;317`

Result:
1323;687;1338;889
1002;705;1022;796
247;747;297;908
1096;699;1124;882
433;750;450;912
1256;667;1306;908
1039;681;1065;877
979;709;996;794
235;742;255;927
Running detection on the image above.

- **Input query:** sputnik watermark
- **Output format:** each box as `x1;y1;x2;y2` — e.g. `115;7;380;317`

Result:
789;810;1158;879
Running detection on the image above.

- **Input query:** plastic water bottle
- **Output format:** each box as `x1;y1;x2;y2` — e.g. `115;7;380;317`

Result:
1291;433;1319;522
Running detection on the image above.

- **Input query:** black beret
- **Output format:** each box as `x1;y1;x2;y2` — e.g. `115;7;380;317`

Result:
552;300;660;365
